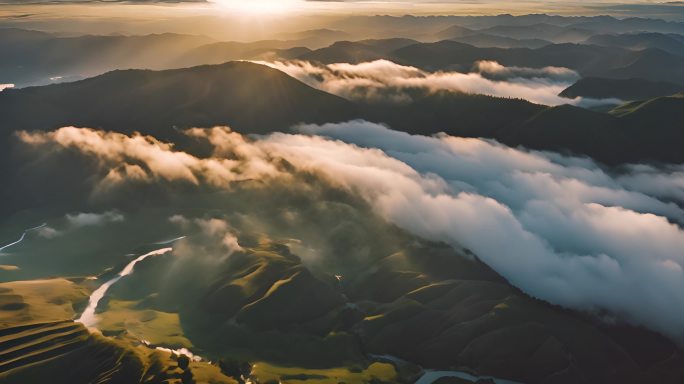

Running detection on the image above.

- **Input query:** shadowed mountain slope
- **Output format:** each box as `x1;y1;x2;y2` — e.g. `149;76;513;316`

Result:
357;91;683;165
0;61;357;216
603;48;684;84
305;39;684;84
452;34;551;49
476;23;569;40
0;61;356;138
583;32;684;56
299;40;400;64
611;94;684;163
1;61;682;167
0;29;215;87
560;77;683;100
0;278;236;384
57;180;684;384
387;41;633;75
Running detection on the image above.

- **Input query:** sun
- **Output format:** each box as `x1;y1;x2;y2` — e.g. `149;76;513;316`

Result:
210;0;304;14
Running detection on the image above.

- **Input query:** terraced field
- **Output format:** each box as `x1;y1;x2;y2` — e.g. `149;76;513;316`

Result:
0;320;148;383
0;321;88;371
0;276;237;384
0;319;239;384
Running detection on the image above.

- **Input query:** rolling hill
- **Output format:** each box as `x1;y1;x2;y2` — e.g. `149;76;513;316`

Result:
0;61;357;216
174;40;311;67
433;25;476;40
0;278;236;384
1;61;683;169
0;61;356;138
299;40;402;64
476;23;569;40
330;14;684;41
304;39;684;84
11;180;678;384
583;32;684;56
6;23;684;90
0;28;351;87
3;60;684;166
0;28;215;87
607;94;684;163
452;34;551;49
383;40;633;75
560;77;683;100
601;48;684;84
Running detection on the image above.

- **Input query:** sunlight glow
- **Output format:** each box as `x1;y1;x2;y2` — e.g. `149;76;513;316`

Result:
210;0;304;15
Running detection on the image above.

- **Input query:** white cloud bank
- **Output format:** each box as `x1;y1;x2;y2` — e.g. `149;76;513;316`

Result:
169;215;243;256
17;127;281;195
66;211;125;227
288;121;684;339
18;123;684;342
257;59;622;107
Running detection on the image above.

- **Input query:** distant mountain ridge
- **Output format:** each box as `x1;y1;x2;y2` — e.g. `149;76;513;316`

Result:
583;32;684;56
5;23;684;88
560;77;683;100
293;38;684;85
1;61;683;166
6;18;684;87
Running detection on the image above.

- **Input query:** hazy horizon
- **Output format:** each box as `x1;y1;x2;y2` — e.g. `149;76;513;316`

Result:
2;0;684;40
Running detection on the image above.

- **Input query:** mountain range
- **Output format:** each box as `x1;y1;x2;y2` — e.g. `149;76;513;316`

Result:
2;12;684;384
1;61;682;166
4;23;684;88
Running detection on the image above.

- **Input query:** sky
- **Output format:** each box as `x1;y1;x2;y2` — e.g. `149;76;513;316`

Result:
2;0;684;21
2;0;683;41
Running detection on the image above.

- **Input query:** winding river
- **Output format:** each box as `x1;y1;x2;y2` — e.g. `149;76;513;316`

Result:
75;243;521;379
373;354;523;384
74;237;208;361
76;242;208;361
0;223;47;253
415;370;523;384
77;247;173;327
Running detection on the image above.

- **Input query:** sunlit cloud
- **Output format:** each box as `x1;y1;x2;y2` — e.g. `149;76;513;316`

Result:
17;127;282;195
258;59;622;107
209;0;307;14
66;211;125;227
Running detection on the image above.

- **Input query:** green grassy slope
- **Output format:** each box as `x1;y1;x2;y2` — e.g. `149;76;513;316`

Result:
0;321;148;384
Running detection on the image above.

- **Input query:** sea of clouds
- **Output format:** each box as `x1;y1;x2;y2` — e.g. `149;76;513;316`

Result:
17;122;684;342
258;59;622;107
